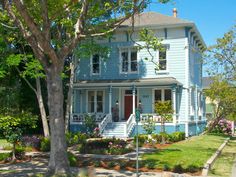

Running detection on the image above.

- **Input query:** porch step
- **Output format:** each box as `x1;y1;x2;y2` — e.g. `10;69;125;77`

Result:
102;122;127;138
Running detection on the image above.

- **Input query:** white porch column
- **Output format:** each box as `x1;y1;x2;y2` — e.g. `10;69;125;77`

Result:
109;86;112;115
132;86;136;114
172;87;177;124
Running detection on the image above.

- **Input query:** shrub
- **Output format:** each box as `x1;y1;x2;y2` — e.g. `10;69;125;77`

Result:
67;152;77;167
93;160;101;167
152;134;162;143
211;119;232;135
163;164;170;171
21;135;41;150
119;161;127;169
159;132;170;143
10;145;25;160
0;153;10;161
186;165;199;173
169;132;185;142
133;134;148;147
107;161;116;168
40;137;50;152
83;114;97;134
144;160;156;169
172;164;184;173
79;138;130;155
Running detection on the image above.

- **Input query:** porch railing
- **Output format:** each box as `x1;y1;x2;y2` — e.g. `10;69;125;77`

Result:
99;114;112;133
125;114;136;137
140;113;173;123
72;113;106;122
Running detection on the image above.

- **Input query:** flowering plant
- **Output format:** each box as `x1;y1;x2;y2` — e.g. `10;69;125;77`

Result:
92;127;101;138
212;119;232;135
108;140;128;155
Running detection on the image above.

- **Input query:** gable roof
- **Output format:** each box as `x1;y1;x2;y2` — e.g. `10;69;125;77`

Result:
121;11;193;27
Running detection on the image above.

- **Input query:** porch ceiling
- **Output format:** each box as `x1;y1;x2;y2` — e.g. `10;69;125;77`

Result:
73;77;182;88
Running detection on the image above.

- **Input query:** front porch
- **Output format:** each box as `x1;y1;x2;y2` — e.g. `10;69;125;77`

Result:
70;77;182;137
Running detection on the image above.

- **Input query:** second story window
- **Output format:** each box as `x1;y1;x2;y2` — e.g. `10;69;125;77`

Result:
120;48;138;73
159;47;167;70
91;54;100;75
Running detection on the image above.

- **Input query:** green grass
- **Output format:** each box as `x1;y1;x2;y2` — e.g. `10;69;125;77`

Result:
0;139;11;148
208;137;236;177
142;135;227;171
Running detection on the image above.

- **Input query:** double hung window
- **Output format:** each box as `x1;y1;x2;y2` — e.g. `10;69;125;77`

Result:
120;48;138;73
88;91;104;113
91;54;100;75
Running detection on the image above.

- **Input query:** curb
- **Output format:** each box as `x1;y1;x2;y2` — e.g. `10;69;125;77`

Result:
202;137;230;176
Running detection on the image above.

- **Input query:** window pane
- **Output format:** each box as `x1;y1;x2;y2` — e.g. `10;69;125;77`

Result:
88;102;94;112
159;48;167;70
159;60;166;70
97;102;103;112
97;91;103;102
164;89;172;101
92;54;99;63
92;54;100;74
155;90;162;102
159;49;166;60
131;50;137;71
121;51;128;72
88;91;94;112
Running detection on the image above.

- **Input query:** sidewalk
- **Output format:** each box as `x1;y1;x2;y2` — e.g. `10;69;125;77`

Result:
0;153;203;177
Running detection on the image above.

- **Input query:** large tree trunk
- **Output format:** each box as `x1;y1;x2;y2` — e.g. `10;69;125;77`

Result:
36;77;50;137
46;66;70;175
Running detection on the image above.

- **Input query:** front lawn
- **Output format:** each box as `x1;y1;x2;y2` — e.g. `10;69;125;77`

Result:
208;137;236;177
142;135;227;172
0;139;11;148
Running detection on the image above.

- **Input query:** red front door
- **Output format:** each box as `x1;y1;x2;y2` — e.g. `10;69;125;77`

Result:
124;96;137;120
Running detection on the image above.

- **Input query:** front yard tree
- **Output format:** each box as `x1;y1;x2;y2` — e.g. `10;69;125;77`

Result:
205;25;236;133
1;0;172;175
6;54;50;137
204;78;236;133
0;112;37;162
155;101;173;144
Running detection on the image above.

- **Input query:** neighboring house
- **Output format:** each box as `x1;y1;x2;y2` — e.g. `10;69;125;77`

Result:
202;77;215;120
70;10;207;138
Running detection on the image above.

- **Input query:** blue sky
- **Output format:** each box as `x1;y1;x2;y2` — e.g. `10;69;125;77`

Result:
147;0;236;46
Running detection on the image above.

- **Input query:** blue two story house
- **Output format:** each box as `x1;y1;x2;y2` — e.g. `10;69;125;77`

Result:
70;11;207;138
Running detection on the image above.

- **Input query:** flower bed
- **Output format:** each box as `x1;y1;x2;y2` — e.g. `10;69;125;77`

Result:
78;138;133;155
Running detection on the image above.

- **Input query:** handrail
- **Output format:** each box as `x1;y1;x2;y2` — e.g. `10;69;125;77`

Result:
99;114;112;133
126;114;135;137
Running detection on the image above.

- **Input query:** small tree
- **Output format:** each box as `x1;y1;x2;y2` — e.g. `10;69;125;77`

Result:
0;112;37;161
155;101;173;144
142;117;156;134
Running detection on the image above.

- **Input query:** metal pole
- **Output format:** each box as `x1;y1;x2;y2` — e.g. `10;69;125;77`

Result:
136;121;139;177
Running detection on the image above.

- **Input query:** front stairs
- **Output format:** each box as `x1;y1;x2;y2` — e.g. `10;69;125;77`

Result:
102;122;127;138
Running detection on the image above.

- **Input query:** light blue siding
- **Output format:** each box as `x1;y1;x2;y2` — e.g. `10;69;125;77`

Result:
139;88;153;113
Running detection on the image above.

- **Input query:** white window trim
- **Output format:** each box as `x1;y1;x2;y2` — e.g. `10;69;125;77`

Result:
119;47;139;74
86;90;105;113
90;54;101;76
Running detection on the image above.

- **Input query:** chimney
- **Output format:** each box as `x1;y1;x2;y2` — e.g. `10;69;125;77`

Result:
173;8;177;18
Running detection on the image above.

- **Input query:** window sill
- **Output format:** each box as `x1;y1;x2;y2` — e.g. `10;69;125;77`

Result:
155;70;169;75
120;72;138;74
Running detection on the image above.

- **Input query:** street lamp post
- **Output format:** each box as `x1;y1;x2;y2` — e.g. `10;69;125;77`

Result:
135;109;140;177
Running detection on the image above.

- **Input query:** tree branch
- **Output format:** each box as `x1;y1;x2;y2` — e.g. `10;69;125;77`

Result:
15;67;37;94
13;0;60;66
40;0;51;40
58;0;89;60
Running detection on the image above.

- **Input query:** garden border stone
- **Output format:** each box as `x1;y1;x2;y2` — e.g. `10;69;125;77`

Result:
201;137;230;176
